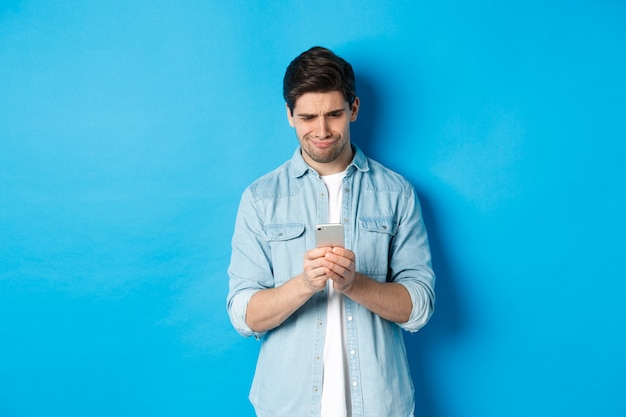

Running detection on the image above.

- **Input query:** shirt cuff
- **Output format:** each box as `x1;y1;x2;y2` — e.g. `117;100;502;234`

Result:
228;289;267;339
397;280;435;332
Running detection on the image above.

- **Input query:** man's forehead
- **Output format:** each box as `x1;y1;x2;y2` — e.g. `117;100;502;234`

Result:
293;91;348;113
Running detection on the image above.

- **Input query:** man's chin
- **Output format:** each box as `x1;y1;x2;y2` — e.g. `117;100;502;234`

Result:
303;141;346;164
307;149;342;164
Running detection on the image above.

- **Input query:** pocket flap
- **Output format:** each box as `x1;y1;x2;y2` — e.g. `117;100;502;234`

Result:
264;223;306;241
358;216;396;234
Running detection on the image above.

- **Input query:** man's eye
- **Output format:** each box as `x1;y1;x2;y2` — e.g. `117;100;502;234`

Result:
329;112;342;118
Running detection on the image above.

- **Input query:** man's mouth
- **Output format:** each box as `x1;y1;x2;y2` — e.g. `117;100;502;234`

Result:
309;138;336;149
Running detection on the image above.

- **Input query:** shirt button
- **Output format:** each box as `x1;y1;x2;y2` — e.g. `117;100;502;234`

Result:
347;316;353;321
350;350;356;355
352;381;358;387
344;188;350;193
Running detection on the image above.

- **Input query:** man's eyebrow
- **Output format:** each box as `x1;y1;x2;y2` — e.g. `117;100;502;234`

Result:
326;108;346;114
296;108;346;117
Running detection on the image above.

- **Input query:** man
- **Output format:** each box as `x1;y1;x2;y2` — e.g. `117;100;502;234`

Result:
227;46;435;417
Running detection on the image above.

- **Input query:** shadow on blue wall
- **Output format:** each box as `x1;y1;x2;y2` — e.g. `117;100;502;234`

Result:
406;193;465;417
350;74;378;158
353;74;465;417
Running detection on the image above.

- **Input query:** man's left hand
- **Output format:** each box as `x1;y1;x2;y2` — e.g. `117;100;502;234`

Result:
322;247;357;293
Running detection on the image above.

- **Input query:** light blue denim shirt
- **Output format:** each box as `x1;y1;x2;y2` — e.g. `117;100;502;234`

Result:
227;145;435;417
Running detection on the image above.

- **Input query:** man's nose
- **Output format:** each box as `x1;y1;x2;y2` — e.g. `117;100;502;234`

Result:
314;117;331;138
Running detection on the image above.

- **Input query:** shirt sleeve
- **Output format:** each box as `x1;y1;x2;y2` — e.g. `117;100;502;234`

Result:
226;187;272;339
390;185;436;332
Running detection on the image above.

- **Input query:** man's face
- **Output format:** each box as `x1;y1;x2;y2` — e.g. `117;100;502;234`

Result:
287;91;359;174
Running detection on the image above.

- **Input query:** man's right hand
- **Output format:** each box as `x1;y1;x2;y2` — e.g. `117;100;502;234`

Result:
302;247;333;293
245;247;333;333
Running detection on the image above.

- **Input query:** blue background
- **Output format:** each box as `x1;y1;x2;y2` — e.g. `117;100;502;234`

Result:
1;1;625;416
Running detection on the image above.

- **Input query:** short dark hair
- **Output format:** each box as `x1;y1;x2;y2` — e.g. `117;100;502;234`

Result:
283;46;357;114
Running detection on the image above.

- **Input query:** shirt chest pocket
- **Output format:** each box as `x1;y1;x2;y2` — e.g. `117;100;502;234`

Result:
356;216;397;280
264;223;306;285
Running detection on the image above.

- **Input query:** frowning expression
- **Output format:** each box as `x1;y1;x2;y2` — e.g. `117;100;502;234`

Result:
287;91;359;174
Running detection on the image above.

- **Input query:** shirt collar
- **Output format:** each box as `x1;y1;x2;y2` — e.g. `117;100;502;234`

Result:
290;145;370;178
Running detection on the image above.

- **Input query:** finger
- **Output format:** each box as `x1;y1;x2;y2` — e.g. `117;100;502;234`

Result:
305;247;329;261
309;265;328;279
323;267;336;279
325;251;353;269
331;247;355;261
322;261;348;279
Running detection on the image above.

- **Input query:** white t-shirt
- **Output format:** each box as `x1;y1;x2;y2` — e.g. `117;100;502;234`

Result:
320;170;351;417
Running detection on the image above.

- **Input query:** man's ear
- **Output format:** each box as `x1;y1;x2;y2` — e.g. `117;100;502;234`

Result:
350;97;360;122
286;103;295;127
